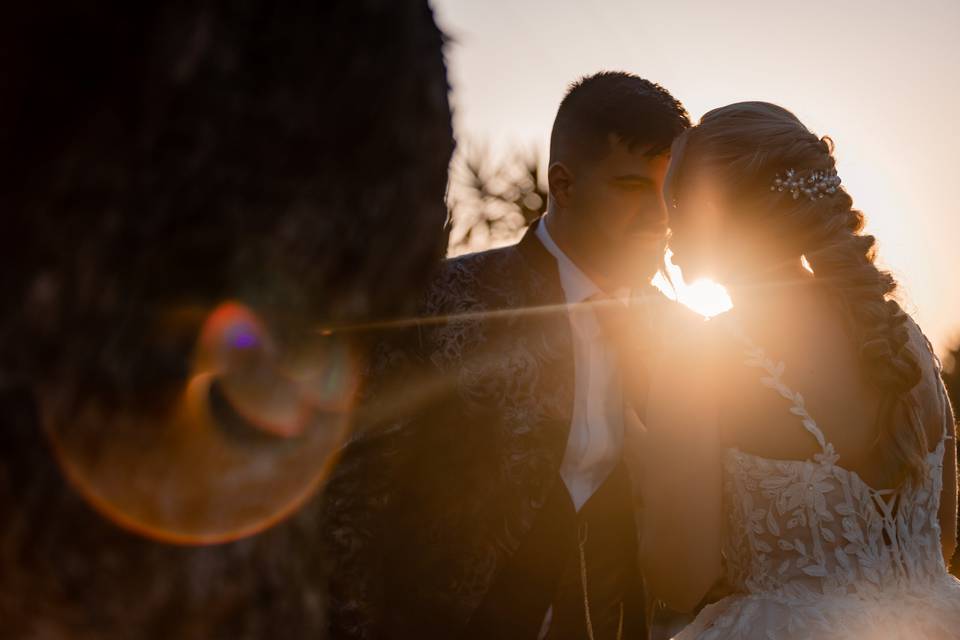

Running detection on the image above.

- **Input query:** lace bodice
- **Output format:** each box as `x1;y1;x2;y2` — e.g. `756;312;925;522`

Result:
675;324;960;639
721;333;952;602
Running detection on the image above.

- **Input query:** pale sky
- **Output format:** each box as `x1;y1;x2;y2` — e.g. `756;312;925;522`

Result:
431;0;960;355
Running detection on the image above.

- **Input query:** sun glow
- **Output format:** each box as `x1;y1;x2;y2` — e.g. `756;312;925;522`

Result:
652;252;733;319
678;278;734;318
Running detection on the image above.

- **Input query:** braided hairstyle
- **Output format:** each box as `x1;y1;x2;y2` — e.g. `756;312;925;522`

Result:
668;101;925;485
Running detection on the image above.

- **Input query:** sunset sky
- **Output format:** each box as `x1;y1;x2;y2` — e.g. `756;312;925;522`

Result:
431;0;960;355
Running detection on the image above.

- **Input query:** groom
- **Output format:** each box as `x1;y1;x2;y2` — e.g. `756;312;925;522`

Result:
321;71;690;639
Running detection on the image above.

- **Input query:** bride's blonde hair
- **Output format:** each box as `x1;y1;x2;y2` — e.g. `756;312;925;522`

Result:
668;101;926;485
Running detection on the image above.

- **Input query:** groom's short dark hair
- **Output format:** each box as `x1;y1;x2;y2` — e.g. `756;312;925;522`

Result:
550;71;689;165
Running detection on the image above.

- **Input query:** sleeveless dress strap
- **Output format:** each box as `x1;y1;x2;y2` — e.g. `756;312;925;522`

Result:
721;318;840;466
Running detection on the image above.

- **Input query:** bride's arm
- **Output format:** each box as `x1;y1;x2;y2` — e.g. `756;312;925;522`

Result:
634;320;725;612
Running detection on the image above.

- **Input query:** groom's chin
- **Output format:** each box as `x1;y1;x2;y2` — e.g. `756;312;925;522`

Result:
610;253;660;289
627;243;667;284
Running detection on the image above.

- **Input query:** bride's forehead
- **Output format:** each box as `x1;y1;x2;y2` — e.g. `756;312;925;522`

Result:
667;157;721;195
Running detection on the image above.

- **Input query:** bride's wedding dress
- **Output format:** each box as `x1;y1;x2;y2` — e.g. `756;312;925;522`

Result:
677;328;960;639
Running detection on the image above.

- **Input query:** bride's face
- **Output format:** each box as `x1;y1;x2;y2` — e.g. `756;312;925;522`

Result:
666;172;728;283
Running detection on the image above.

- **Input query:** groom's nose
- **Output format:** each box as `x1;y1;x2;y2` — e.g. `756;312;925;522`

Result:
635;194;668;226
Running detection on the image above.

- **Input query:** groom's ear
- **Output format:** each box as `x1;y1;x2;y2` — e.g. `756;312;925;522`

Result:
548;162;574;209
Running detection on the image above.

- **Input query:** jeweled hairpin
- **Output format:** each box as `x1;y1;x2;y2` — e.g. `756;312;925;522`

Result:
771;168;841;201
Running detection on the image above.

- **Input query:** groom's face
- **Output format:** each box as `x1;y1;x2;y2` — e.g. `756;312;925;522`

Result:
568;138;670;287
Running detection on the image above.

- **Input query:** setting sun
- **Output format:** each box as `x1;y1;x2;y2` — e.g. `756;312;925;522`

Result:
678;278;733;318
652;252;733;318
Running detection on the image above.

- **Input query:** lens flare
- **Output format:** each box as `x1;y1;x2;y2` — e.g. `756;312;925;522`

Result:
46;302;358;545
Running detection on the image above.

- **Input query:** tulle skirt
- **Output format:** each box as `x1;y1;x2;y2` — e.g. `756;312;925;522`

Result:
675;574;960;640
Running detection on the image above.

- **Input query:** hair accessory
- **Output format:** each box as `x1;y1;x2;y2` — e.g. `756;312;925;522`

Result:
771;168;841;201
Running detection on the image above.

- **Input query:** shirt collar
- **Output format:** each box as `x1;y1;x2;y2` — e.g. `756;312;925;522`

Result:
534;217;603;304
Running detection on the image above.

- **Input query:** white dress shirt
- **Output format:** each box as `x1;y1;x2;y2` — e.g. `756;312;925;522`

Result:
535;219;627;512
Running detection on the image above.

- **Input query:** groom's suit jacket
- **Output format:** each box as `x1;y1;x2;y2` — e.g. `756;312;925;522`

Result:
320;218;654;639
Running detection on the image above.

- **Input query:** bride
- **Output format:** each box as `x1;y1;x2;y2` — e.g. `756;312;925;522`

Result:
630;102;960;639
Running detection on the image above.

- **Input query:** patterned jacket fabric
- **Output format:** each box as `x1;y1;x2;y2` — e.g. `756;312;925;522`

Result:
320;221;592;638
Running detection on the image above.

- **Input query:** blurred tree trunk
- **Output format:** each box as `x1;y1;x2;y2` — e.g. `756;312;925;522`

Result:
0;1;452;637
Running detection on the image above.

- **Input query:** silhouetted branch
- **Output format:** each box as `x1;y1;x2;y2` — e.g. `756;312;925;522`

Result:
447;142;547;256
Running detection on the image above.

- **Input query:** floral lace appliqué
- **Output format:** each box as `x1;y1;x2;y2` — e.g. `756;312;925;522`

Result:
679;329;960;639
